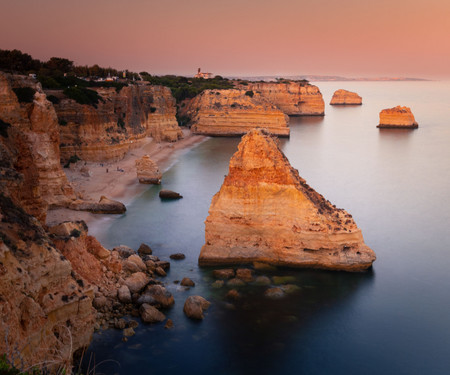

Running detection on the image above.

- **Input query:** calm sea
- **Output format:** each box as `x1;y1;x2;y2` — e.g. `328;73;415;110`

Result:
86;81;450;375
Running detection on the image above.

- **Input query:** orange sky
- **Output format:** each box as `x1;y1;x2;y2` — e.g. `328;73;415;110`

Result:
0;0;449;78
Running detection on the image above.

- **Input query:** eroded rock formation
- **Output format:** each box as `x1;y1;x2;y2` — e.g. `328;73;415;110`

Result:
51;84;182;162
239;82;325;115
180;89;289;137
199;129;376;271
377;106;418;128
0;194;95;371
135;155;162;184
330;89;362;105
0;72;76;222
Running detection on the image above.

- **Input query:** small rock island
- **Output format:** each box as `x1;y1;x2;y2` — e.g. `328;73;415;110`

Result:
377;106;418;128
330;89;362;105
199;129;376;271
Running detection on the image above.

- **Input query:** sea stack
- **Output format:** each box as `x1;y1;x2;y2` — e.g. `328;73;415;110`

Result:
199;129;376;271
377;106;418;128
330;89;362;105
135;155;162;184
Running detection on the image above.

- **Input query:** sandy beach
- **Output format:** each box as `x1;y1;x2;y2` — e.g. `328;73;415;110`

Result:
46;129;206;227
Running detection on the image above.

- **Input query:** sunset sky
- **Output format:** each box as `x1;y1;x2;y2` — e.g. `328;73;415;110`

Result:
0;0;449;79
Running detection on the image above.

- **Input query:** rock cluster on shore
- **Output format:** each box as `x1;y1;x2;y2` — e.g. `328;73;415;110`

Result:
377;106;418;128
199;129;376;271
180;89;290;137
330;89;362;105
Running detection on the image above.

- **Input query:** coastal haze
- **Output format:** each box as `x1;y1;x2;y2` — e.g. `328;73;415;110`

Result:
0;0;449;79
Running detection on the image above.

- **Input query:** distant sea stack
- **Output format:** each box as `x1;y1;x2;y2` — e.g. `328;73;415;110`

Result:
377;106;418;128
330;89;362;105
241;82;325;116
182;89;289;137
199;129;376;271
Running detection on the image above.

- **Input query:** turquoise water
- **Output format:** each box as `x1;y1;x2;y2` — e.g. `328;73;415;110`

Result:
87;81;450;375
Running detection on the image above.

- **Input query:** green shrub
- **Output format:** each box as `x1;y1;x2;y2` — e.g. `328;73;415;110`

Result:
63;154;81;168
12;87;35;103
47;95;60;104
58;119;68;126
245;90;254;98
150;107;157;113
63;87;101;107
70;229;81;238
117;117;125;129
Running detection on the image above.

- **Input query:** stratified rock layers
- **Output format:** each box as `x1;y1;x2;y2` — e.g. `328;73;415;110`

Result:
135;155;162;184
0;72;76;222
330;89;362;105
52;84;182;162
243;82;325;115
378;106;418;128
0;194;94;370
183;89;289;137
199;129;375;271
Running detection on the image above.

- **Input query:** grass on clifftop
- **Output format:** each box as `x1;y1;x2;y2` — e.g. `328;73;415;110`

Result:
140;73;234;102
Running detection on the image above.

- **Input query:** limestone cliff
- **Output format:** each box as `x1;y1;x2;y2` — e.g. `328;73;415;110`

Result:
199;129;376;271
377;106;418;128
181;89;290;137
52;84;182;162
330;89;362;105
0;72;76;222
0;194;95;371
238;82;325;115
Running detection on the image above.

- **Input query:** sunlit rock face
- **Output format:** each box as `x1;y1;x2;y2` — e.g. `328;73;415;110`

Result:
377;106;418;128
330;89;362;105
199;129;376;271
0;194;95;371
240;82;325;115
52;84;182;163
0;72;76;222
181;89;289;137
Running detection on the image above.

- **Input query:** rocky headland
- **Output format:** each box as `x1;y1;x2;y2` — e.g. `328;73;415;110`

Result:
50;84;183;163
240;81;325;115
199;129;376;271
377;106;418;128
179;89;290;137
330;89;362;105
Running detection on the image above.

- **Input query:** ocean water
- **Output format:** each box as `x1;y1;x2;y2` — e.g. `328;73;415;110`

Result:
86;81;450;375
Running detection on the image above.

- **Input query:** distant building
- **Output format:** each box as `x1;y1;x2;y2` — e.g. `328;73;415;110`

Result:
194;68;213;79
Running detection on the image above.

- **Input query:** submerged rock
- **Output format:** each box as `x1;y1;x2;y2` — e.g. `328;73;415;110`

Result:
330;89;362;105
183;296;211;320
138;243;153;256
170;253;186;260
377;106;418;128
264;287;285;299
180;277;195;287
159;190;183;199
139;304;166;324
212;269;235;280
198;129;376;271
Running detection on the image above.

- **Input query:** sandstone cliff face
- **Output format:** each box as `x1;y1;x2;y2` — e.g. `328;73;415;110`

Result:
239;82;325;115
181;89;290;137
0;72;76;222
330;89;362;105
378;106;418;128
199;129;376;271
0;194;95;371
52;84;182;162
